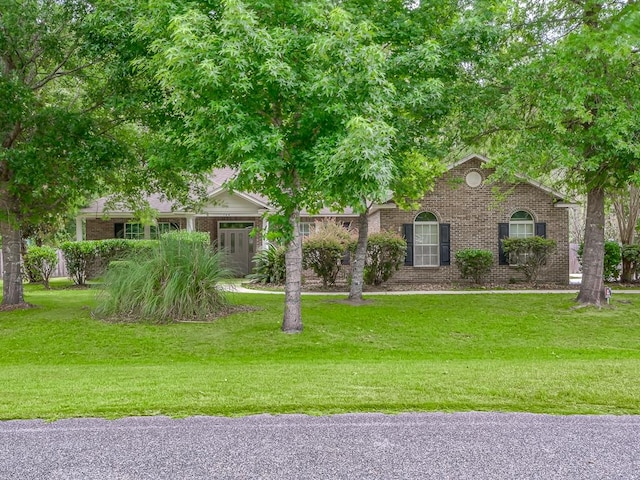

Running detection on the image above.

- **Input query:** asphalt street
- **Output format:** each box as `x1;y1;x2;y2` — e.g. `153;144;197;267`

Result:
1;412;639;479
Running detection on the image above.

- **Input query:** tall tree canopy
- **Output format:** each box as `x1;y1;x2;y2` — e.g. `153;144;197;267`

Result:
0;0;197;306
143;0;455;330
453;0;640;305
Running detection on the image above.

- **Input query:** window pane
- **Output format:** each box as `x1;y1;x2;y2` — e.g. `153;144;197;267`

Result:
125;223;144;240
219;222;254;229
511;210;533;221
415;211;437;222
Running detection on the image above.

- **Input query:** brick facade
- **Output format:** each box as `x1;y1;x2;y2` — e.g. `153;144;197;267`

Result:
85;217;187;240
81;156;570;285
376;157;570;285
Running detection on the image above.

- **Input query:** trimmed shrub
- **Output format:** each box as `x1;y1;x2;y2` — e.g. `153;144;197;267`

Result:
248;244;287;284
61;239;158;285
502;236;557;284
577;241;622;282
94;234;231;323
161;230;210;245
363;231;407;286
455;248;493;284
23;246;58;289
603;241;622;281
61;241;99;285
303;220;355;287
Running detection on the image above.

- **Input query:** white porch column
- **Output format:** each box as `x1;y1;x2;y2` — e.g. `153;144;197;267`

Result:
75;217;84;241
261;216;270;249
186;215;196;232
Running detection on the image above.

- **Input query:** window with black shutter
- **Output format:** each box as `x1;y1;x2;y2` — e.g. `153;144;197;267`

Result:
439;223;451;266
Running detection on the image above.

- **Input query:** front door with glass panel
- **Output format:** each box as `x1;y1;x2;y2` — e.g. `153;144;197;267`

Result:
218;222;254;275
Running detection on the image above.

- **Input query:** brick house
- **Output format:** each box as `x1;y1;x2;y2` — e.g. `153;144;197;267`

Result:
76;155;573;283
371;155;573;285
77;168;358;275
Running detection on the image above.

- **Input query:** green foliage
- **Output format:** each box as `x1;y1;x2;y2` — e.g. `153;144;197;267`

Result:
247;244;287;285
455;248;493;284
363;231;407;286
61;239;157;285
452;0;640;303
60;241;100;286
0;0;204;305
502;237;557;284
577;241;622;282
94;234;231;322
160;230;210;245
604;241;623;282
303;221;355;287
621;244;640;281
23;246;58;289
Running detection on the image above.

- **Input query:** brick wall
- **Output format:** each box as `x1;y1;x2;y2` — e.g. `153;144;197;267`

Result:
378;157;570;285
85;217;187;240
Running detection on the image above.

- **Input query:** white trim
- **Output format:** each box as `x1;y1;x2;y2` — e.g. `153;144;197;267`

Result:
414;213;439;267
208;187;270;209
217;220;255;229
186;215;196;232
369;203;397;214
76;217;84;241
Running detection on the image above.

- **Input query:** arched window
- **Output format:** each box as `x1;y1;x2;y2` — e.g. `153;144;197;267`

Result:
509;210;534;238
414;212;439;266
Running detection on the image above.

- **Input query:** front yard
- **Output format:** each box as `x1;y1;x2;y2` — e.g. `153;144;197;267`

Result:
1;281;639;419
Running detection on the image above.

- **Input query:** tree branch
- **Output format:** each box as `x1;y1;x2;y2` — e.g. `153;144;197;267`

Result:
2;123;23;149
31;46;101;91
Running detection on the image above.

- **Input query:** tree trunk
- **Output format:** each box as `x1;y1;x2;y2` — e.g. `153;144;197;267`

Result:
577;186;606;306
348;212;369;301
613;185;639;283
1;220;25;306
282;209;303;333
622;258;633;283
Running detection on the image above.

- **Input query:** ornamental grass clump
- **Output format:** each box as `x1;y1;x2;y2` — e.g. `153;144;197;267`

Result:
247;244;287;285
94;232;231;323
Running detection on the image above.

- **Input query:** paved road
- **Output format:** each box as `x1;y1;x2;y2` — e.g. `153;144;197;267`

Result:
1;412;639;479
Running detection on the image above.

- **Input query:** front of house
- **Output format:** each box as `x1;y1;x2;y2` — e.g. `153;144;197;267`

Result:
77;155;573;284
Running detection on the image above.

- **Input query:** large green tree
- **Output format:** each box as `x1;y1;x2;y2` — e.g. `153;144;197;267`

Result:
454;0;640;305
143;0;443;330
324;0;492;301
0;1;197;306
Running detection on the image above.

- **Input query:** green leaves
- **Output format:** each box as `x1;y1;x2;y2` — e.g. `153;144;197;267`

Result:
458;0;640;194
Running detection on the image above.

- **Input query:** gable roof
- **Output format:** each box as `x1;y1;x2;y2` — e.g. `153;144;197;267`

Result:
450;154;572;204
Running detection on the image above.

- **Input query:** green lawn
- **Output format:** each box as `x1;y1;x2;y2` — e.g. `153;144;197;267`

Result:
1;280;639;419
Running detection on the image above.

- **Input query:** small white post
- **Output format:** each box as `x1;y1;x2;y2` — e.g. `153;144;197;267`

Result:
75;217;84;241
186;215;196;232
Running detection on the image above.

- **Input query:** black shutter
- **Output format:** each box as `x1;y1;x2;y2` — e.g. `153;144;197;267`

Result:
535;222;547;238
439;223;451;266
498;223;509;265
114;223;124;239
341;250;350;265
403;223;414;266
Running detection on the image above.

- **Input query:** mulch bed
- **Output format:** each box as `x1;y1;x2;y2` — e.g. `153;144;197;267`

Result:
0;302;36;312
244;281;579;293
